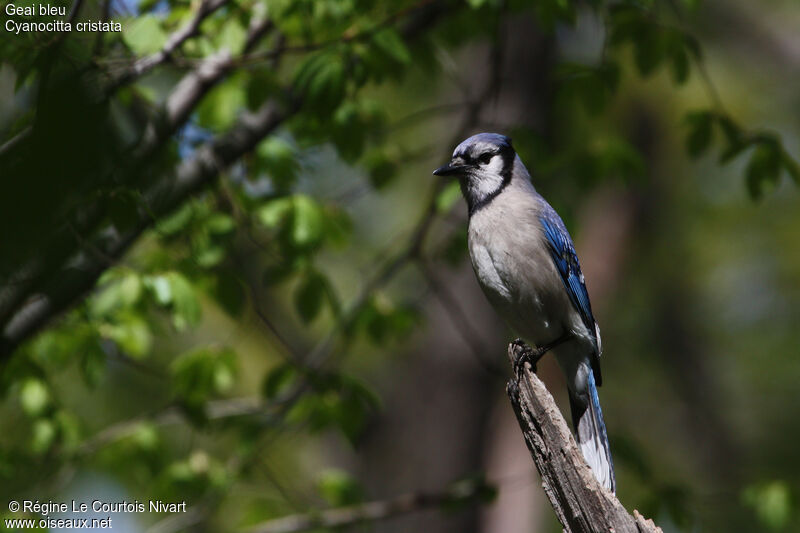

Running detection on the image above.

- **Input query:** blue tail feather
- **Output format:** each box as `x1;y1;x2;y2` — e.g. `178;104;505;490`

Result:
569;371;615;492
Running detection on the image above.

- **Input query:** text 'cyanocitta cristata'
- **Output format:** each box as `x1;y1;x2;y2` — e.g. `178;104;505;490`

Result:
433;133;615;492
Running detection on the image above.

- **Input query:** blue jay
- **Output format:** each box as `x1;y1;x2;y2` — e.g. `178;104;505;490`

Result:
433;133;615;492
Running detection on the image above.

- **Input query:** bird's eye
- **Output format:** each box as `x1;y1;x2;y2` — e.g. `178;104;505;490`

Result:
478;153;493;165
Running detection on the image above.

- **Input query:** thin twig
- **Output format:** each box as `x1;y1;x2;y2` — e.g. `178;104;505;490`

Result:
383;101;466;134
77;396;265;454
229;0;437;67
245;481;490;533
417;260;505;377
216;183;302;360
662;0;725;112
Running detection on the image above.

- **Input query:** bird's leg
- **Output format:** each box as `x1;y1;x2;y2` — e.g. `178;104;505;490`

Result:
511;333;573;377
510;339;536;377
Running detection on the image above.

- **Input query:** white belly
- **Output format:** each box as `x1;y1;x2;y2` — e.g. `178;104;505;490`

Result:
467;203;596;394
467;223;569;344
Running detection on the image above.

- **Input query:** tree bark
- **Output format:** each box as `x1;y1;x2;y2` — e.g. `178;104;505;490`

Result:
505;342;661;533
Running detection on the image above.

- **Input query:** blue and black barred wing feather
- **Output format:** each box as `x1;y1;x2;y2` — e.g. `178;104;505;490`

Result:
539;208;603;385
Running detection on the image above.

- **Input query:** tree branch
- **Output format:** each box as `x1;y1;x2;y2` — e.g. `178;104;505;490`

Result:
0;0;453;359
0;97;298;358
77;396;266;455
417;260;505;376
0;14;275;334
111;0;230;88
245;479;492;533
505;341;662;533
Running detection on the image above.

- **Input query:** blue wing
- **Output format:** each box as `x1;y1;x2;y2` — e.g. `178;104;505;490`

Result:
539;206;603;384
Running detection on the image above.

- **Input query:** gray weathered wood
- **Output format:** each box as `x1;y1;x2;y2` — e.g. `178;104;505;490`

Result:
506;342;662;533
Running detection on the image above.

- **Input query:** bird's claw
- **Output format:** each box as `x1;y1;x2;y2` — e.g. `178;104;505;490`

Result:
510;339;537;377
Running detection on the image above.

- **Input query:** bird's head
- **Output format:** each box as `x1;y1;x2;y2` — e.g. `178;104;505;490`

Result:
433;133;517;213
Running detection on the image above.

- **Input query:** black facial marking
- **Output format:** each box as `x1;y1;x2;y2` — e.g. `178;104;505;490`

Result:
466;143;516;216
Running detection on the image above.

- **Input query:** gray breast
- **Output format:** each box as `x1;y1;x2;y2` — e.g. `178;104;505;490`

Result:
466;183;575;345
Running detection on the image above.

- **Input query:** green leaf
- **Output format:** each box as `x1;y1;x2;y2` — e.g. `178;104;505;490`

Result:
91;271;142;317
123;15;168;55
210;270;246;316
132;421;160;451
145;274;173;305
216;18;247;54
351;298;419;345
557;62;618;115
533;0;576;29
371;28;411;65
681;33;702;60
166;272;201;330
318;469;365;506
290;195;325;248
288;372;380;444
746;141;782;199
262;364;299;400
293;52;347;113
19;378;50;417
670;47;689;84
54;410;81;452
157;203;194;236
716;115;747;163
80;340;107;387
781;150;800;186
197;77;247;131
257;197;293;228
589;136;646;182
634;31;665;77
321;207;352;251
247;69;280;110
101;313;153;358
171;347;237;408
362;150;397;189
331;102;368;162
164;450;228;496
206;213;235;235
256;137;299;190
138;0;160;13
742;481;791;530
666;30;694;84
194;244;225;268
294;270;327;323
684;111;713;158
31;418;57;454
262;262;298;286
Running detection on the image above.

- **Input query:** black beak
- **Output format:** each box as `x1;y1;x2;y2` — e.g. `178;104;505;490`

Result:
432;163;472;176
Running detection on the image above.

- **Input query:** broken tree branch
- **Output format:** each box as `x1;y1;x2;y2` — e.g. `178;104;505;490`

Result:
505;341;662;533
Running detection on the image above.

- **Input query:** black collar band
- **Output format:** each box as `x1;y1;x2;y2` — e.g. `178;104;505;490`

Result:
467;173;512;216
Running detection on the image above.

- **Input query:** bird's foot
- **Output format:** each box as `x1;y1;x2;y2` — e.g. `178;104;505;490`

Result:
511;334;574;377
511;339;538;377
